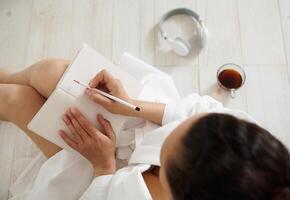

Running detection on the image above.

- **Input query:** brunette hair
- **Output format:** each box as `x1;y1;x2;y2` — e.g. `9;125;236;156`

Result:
166;113;290;200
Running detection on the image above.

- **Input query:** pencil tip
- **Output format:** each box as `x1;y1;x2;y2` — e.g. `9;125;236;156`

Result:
136;107;140;111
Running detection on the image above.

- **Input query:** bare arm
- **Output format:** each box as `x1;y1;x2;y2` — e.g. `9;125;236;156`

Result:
128;100;165;125
85;70;165;125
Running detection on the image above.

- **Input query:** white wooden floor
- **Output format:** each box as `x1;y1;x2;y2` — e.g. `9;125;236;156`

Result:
0;0;290;199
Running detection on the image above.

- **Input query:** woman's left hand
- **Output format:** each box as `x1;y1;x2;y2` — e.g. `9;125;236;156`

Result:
58;107;116;176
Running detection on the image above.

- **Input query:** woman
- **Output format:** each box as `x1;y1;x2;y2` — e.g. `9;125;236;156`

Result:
0;59;289;200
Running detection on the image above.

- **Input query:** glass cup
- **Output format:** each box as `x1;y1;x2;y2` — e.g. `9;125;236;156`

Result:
216;63;246;98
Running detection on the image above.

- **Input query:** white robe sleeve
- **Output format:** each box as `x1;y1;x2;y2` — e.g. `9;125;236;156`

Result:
129;93;258;168
162;93;257;125
79;175;113;200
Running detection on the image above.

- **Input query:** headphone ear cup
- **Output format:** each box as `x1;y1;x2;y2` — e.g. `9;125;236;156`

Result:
170;37;192;56
176;37;192;50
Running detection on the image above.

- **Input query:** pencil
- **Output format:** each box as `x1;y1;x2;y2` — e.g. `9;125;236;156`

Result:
73;80;140;112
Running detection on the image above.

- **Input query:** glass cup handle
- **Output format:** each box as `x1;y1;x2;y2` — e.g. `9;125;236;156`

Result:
230;89;236;98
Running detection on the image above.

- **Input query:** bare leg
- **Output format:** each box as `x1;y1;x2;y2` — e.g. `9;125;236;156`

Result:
0;59;70;158
0;58;70;98
0;84;61;158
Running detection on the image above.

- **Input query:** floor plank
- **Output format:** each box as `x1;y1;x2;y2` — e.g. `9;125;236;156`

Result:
237;0;286;65
25;0;74;64
68;0;94;58
0;0;33;68
13;130;39;158
197;0;247;110
140;0;155;65
88;0;114;60
278;0;290;82
112;0;140;63
158;65;199;97
0;123;17;200
245;65;290;148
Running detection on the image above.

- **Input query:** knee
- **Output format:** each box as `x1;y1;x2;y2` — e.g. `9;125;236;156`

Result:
0;84;18;107
35;58;69;79
42;58;69;69
13;84;44;105
29;58;70;97
0;84;44;120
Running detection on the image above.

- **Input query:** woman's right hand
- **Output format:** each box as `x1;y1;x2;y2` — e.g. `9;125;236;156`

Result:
85;69;134;115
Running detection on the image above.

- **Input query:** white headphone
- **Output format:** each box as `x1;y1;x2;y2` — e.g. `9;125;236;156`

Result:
159;8;208;56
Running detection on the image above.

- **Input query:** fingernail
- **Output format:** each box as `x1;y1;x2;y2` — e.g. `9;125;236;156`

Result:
99;114;105;120
101;115;109;123
66;109;70;115
66;109;72;117
62;115;69;124
73;107;80;114
102;116;109;122
71;107;76;113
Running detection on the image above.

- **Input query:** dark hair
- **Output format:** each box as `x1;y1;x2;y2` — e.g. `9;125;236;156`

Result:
166;113;290;200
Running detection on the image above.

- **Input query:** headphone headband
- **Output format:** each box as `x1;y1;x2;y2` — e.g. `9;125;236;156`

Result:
159;8;203;39
159;8;207;56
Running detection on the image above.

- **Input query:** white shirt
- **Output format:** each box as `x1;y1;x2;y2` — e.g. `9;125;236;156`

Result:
9;63;257;200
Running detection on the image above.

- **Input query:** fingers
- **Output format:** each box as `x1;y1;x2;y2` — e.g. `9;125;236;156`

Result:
62;107;115;142
85;88;112;108
62;114;83;143
97;114;115;141
69;107;99;138
89;69;116;92
58;130;78;150
67;111;90;141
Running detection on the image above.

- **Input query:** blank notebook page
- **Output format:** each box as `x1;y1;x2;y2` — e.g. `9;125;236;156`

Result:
58;44;141;98
28;44;142;150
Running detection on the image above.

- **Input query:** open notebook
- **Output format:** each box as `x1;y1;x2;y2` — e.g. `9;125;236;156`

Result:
28;44;142;151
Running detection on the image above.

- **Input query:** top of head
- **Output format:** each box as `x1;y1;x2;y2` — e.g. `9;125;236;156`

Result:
159;8;207;56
